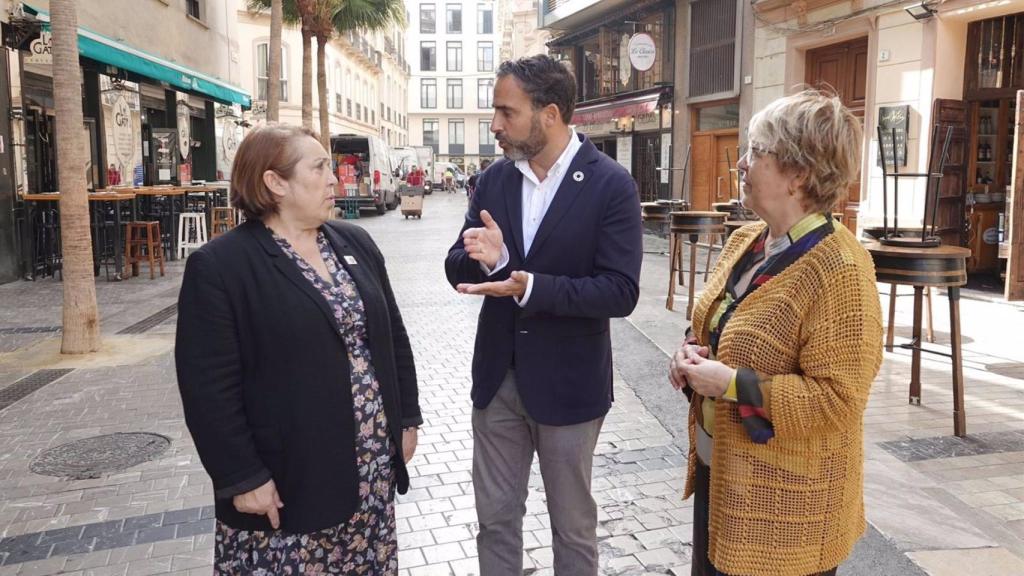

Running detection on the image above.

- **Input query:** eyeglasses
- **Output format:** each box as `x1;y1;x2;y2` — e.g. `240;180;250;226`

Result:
746;145;776;160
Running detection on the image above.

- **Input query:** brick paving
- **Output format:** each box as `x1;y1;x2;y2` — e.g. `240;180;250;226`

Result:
0;193;1020;575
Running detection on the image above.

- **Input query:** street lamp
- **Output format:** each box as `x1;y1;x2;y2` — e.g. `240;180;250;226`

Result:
905;2;937;21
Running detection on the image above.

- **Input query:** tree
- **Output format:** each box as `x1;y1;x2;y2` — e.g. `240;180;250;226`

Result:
267;0;283;122
251;0;406;141
316;0;406;148
51;0;101;353
249;0;312;128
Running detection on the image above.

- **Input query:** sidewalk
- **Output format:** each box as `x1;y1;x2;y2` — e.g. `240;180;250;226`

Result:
0;192;1020;575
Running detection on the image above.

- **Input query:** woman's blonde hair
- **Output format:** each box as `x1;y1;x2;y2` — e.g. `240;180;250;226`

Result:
747;89;862;212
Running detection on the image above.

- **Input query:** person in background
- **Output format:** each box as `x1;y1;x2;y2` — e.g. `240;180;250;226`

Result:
176;124;422;575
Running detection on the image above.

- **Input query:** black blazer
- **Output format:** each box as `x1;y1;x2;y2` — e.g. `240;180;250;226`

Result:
445;135;643;426
175;219;421;534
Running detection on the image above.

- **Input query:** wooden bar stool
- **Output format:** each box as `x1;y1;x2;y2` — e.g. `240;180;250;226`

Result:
666;211;727;319
211;207;236;238
177;212;208;258
124;221;165;280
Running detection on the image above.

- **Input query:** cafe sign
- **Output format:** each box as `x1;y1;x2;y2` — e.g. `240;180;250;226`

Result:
628;33;656;72
110;93;135;165
27;30;52;65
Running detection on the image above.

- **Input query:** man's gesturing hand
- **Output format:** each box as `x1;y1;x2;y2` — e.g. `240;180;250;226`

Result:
462;210;504;270
457;270;529;299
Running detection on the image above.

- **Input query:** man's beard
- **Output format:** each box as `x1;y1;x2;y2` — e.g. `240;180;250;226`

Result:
497;115;547;162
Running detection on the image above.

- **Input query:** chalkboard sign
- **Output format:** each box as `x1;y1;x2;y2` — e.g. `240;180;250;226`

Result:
878;105;910;167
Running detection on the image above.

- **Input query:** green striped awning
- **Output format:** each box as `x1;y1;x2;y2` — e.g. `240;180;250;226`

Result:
25;3;250;107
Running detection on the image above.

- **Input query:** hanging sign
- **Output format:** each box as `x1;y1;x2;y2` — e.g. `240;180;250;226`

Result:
110;94;136;166
27;30;52;65
176;93;191;160
628;33;657;72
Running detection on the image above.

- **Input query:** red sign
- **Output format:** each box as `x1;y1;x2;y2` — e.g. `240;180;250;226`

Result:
571;98;659;126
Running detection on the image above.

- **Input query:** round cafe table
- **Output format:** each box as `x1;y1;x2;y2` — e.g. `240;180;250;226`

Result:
865;241;970;437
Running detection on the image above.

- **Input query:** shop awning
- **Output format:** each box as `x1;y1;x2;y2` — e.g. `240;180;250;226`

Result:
571;92;662;126
24;3;251;107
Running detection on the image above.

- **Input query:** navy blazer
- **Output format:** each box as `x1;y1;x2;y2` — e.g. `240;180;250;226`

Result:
445;134;643;426
175;219;421;533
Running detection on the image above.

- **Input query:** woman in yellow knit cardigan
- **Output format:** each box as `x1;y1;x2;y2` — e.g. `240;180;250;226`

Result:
669;90;884;576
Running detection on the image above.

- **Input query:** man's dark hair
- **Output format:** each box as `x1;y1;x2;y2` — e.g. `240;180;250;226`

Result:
496;55;577;124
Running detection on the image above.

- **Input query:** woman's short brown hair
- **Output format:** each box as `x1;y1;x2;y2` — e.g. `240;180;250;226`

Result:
748;89;863;212
230;124;320;221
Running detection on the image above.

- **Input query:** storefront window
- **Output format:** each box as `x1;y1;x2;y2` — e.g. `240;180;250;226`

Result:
558;5;674;104
971;14;1024;91
697;103;739;132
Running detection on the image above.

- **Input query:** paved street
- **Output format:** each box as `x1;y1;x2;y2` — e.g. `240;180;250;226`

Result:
0;192;1023;575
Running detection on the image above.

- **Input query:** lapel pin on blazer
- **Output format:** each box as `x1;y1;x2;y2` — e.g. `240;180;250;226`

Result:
572;171;584;182
344;255;358;265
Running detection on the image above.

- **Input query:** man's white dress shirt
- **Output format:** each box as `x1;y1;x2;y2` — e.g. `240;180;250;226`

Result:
483;129;583;307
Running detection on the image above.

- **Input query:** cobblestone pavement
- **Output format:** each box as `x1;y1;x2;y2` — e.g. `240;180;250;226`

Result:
0;192;1021;575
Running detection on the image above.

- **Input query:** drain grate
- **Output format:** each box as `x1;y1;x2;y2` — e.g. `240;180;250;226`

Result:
0;326;62;335
0;369;74;412
116;304;178;335
29;433;171;479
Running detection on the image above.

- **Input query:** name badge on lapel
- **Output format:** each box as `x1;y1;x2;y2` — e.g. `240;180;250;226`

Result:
344;255;358;265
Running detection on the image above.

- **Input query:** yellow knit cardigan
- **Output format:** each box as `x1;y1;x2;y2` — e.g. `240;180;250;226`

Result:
685;221;883;576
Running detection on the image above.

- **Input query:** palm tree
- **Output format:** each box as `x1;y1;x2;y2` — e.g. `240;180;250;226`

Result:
51;0;100;353
249;0;313;128
267;0;283;122
319;0;405;148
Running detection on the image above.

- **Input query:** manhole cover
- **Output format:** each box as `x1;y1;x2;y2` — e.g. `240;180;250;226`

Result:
29;433;171;479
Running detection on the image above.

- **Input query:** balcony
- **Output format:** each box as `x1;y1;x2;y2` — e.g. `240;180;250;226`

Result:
541;0;635;31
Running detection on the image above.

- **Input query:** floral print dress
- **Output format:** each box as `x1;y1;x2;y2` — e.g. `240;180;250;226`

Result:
214;230;397;575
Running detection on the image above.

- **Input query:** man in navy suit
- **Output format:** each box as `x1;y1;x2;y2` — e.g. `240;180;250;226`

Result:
445;55;643;576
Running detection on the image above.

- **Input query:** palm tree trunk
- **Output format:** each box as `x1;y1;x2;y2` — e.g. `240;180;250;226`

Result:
51;0;100;353
316;33;330;149
301;26;313;129
267;0;283;122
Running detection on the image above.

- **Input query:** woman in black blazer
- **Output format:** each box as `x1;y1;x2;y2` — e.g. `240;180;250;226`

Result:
175;125;421;575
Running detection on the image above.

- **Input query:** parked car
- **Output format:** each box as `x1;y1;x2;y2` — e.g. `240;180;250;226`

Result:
331;134;399;214
411;146;436;193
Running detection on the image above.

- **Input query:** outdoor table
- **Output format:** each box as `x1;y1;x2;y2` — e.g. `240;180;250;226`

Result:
866;241;971;437
22;192;136;281
177;185;228;233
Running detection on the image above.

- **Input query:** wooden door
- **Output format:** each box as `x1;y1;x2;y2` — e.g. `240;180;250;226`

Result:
928;99;968;248
690;132;738;210
806;37;868;232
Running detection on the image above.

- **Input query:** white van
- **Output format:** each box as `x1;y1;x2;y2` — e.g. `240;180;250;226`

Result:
411;146;435;192
390;146;428;195
330;134;399;214
435;161;467;191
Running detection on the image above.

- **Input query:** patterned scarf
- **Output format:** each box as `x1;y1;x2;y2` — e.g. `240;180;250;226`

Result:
706;213;835;444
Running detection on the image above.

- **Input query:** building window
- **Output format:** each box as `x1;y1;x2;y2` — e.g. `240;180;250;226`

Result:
424;119;439;153
256;42;288;102
477;42;494;72
357;103;362;121
447;4;462;33
478;3;493;34
479;120;495;154
477;78;493;109
447;79;463;109
347;99;352;117
448;119;464;154
420;4;435;33
420;41;436;71
187;0;203;20
334;64;342;112
447;41;462;72
421;78;437;108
